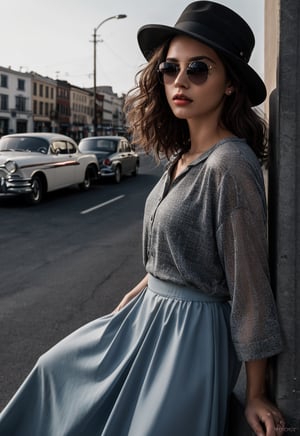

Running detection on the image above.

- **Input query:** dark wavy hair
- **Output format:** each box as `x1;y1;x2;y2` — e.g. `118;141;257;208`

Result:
125;40;268;162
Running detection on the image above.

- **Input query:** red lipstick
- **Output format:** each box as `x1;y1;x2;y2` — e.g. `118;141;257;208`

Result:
172;94;193;105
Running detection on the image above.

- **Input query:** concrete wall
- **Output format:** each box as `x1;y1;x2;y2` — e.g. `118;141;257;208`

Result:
264;0;280;108
266;0;300;431
229;2;300;433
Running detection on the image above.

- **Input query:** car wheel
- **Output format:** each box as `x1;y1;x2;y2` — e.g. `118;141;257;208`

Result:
26;175;44;205
79;168;92;191
114;166;121;183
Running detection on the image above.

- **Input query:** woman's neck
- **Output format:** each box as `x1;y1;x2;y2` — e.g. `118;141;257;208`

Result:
187;121;234;155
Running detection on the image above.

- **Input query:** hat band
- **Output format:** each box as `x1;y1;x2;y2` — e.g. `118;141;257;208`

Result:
175;21;250;63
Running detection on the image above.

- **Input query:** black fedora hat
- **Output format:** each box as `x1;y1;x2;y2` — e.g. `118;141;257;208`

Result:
137;1;266;106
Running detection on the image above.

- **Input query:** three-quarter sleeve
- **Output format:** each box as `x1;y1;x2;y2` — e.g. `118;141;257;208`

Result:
216;169;282;361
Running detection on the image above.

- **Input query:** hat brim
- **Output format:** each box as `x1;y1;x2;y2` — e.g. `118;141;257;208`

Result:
138;24;266;106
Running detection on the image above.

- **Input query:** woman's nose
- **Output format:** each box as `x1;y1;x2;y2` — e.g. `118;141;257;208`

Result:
174;67;189;88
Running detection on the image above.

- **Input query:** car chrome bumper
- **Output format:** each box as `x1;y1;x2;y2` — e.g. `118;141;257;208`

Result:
99;168;114;177
0;176;32;194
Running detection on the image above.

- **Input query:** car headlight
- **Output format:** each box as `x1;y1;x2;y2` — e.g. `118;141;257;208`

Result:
5;160;18;174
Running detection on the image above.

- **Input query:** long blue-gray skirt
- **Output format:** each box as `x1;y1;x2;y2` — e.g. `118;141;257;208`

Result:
0;275;241;436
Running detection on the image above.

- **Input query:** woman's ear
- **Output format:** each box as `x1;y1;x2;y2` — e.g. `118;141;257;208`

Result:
225;87;234;96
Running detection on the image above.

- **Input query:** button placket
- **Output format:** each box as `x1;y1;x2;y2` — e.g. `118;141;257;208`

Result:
147;173;168;258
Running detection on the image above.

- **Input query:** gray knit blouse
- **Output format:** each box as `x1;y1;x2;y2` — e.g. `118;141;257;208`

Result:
143;138;282;361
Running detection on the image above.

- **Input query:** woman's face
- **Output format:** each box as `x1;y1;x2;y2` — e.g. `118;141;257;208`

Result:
162;36;232;123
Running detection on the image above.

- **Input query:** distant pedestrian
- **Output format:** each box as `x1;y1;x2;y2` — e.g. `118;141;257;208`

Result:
0;2;285;435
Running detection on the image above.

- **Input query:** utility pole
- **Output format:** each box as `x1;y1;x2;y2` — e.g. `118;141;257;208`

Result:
92;14;127;136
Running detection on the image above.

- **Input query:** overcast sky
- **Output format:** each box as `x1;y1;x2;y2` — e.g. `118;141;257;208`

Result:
1;0;264;96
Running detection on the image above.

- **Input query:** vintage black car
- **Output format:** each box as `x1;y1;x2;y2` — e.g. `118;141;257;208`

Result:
78;136;139;183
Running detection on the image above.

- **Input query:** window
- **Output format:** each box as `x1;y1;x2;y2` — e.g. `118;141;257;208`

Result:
58;88;68;98
33;100;37;114
16;96;26;112
39;84;43;97
123;141;131;152
118;142;125;153
39;101;43;115
0;94;8;110
67;142;76;153
17;79;25;91
0;74;8;88
1;137;48;152
33;82;37;95
51;141;68;154
45;102;49;116
45;86;49;98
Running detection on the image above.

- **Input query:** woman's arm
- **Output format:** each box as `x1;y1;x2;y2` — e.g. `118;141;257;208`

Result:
113;274;149;313
245;359;285;436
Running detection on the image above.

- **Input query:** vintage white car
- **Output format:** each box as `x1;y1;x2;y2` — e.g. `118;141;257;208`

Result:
0;133;99;204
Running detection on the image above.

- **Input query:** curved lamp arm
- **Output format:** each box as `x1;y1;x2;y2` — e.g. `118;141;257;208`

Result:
94;14;127;33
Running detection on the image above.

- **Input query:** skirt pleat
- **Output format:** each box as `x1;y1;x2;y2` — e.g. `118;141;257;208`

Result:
0;275;240;436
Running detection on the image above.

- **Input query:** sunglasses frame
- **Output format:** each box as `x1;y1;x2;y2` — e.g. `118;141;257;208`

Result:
158;60;213;85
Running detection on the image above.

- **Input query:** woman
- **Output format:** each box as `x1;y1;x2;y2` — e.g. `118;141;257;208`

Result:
0;2;284;435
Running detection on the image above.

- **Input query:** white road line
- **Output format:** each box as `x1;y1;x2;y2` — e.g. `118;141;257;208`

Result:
80;195;125;215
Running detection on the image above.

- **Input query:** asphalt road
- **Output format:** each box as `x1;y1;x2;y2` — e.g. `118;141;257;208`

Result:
0;153;164;410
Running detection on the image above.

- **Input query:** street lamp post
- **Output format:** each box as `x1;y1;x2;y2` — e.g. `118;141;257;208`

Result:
93;14;127;136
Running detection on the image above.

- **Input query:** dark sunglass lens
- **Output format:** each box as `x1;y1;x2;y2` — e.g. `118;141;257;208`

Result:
158;62;179;84
158;62;178;76
187;61;209;84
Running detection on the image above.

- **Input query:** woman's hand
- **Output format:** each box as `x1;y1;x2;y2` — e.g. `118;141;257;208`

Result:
245;395;285;436
113;274;149;313
113;292;137;313
245;359;285;435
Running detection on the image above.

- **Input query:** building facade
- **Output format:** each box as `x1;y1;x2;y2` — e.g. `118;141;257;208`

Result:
97;86;125;135
32;73;57;133
56;80;71;135
0;66;126;139
0;66;33;135
70;85;93;142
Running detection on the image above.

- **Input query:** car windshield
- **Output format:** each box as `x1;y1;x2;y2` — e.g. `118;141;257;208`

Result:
0;137;49;153
80;139;117;153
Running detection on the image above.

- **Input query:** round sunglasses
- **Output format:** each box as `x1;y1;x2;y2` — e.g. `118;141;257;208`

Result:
158;60;213;85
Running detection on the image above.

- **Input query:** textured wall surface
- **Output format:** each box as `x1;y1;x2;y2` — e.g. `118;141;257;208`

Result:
268;0;300;431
